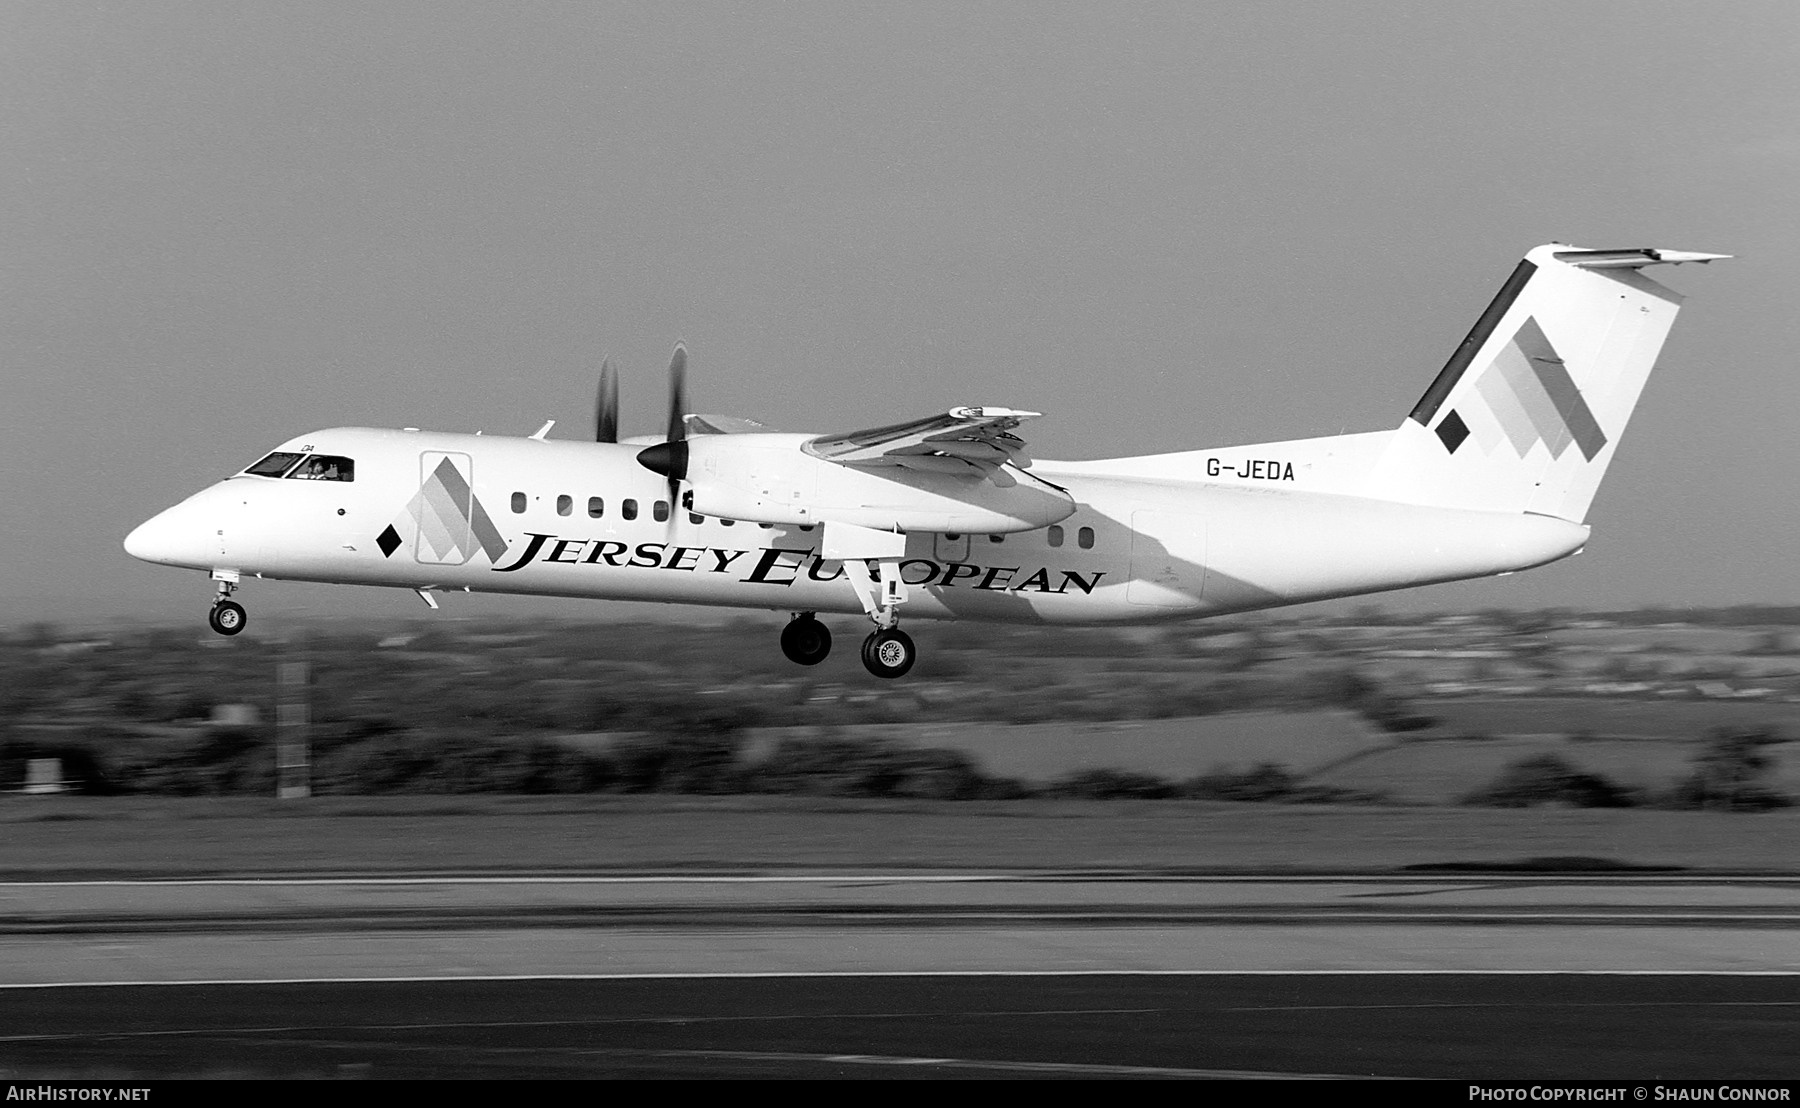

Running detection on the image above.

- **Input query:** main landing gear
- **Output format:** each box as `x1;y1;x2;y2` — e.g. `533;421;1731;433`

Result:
848;557;916;679
777;555;920;679
860;626;916;679
776;613;917;678
207;575;247;636
780;613;832;666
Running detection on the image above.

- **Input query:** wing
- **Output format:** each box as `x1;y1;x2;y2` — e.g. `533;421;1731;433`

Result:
803;406;1040;476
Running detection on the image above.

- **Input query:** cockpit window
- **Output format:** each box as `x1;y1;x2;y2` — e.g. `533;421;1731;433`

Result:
287;455;355;482
244;452;305;478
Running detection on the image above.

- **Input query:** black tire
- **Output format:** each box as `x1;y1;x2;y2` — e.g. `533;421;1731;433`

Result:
860;627;915;679
779;616;832;666
208;600;247;637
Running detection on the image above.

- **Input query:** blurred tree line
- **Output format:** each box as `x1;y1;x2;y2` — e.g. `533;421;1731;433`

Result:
0;619;1789;805
1461;727;1791;811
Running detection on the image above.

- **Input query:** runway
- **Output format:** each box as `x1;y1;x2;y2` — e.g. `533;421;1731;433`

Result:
0;873;1794;1077
4;974;1797;1079
2;873;1799;982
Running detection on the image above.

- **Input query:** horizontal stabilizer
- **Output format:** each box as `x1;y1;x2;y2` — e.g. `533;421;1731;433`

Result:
1552;247;1732;269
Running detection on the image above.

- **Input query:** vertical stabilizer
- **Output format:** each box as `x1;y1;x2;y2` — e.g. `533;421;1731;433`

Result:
1362;245;1725;522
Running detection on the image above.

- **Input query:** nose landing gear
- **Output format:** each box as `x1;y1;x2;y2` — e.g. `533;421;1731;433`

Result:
207;573;247;636
208;600;247;636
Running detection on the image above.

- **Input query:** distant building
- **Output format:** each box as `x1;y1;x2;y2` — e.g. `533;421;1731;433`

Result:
209;703;260;727
23;759;64;794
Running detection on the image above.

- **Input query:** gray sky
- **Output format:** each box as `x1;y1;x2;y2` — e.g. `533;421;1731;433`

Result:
4;1;1796;625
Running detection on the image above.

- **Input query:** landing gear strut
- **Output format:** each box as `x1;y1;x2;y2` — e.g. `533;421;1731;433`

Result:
208;576;247;637
848;560;916;679
818;525;919;679
780;613;832;666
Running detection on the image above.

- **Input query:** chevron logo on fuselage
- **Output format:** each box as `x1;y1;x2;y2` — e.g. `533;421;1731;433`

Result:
377;455;509;564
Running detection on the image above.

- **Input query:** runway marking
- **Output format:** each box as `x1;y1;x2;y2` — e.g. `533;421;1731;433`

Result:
0;968;1798;989
1221;1000;1800;1012
566;1048;1362;1079
7;998;1796;1044
4;874;1796;887
0;1016;1361;1079
0;1006;1172;1044
0;876;1025;887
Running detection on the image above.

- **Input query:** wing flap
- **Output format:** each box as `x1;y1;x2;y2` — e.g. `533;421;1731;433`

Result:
804;406;1041;474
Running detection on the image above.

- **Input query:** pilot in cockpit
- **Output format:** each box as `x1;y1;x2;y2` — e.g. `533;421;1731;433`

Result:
300;457;349;481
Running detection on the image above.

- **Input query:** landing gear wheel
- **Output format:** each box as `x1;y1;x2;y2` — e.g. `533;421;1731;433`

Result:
860;627;915;679
780;616;832;666
208;600;247;637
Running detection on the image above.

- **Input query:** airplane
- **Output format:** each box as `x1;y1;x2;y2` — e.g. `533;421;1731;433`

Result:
124;243;1727;678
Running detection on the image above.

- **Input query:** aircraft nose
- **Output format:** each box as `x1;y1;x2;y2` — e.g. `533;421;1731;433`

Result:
124;504;205;566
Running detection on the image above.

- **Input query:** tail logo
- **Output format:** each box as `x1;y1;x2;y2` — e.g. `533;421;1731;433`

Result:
375;455;509;565
1432;316;1608;462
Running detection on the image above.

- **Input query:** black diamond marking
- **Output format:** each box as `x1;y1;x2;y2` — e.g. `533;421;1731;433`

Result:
1435;410;1471;454
376;525;402;558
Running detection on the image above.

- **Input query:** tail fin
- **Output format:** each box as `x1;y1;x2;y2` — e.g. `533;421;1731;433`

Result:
1363;244;1727;522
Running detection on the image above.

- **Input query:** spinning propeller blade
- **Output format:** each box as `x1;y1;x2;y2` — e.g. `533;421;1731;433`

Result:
595;357;619;443
635;343;691;513
665;342;687;449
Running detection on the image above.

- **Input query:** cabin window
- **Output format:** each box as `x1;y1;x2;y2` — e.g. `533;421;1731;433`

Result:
989;535;1004;543
689;513;704;525
799;524;815;532
244;451;304;478
1048;525;1064;548
556;495;572;517
945;532;961;541
1078;526;1095;549
720;518;735;527
511;492;527;514
588;497;604;519
760;523;773;529
288;455;355;482
622;499;638;521
653;500;669;522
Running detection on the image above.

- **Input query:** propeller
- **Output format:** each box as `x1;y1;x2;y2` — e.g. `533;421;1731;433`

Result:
635;343;691;510
595;357;619;443
665;341;688;449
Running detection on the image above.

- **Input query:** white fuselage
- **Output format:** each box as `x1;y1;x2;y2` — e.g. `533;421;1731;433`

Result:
125;426;1589;624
